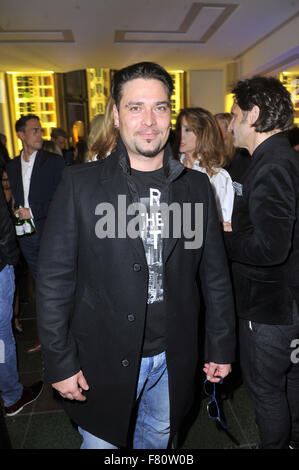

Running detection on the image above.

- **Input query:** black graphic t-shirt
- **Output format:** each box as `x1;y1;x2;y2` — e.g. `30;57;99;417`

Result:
130;167;166;357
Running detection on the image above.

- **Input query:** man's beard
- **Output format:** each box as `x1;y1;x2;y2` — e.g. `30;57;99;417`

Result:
134;139;165;158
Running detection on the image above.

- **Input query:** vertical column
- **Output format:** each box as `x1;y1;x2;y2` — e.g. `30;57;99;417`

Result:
0;72;14;158
187;70;224;114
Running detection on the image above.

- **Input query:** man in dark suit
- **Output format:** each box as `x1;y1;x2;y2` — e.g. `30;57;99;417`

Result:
224;76;299;449
6;115;65;279
36;62;236;449
6;115;65;352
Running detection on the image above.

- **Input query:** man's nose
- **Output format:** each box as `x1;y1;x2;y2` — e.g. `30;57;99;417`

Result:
142;108;156;126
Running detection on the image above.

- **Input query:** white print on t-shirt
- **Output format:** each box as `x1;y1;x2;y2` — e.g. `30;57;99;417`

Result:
140;188;163;304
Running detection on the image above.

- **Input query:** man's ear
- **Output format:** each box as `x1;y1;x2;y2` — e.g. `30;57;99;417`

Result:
249;105;260;126
17;131;24;143
113;104;119;128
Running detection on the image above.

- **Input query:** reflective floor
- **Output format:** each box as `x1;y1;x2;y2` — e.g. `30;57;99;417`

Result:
1;271;259;449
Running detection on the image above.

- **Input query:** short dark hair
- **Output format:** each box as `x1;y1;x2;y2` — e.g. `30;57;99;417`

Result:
111;62;174;108
232;76;294;133
51;127;68;140
15;114;40;133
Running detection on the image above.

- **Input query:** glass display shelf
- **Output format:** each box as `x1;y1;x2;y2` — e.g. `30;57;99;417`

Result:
9;72;58;147
86;68;110;122
280;72;299;126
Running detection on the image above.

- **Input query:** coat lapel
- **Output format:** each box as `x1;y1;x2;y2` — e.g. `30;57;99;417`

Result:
162;177;189;264
29;150;46;197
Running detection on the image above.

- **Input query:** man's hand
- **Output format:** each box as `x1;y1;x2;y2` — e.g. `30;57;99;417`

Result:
223;222;232;232
15;207;31;220
52;370;89;401
203;362;232;383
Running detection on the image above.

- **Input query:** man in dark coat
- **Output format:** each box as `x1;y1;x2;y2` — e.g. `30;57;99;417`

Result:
36;62;236;449
6;114;65;279
6;115;65;353
224;76;299;449
6;115;65;279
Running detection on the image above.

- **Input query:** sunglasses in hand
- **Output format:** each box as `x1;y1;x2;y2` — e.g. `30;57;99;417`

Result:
203;378;229;431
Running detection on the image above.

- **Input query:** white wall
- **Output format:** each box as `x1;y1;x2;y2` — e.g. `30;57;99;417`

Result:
186;15;299;113
238;14;299;77
187;70;225;114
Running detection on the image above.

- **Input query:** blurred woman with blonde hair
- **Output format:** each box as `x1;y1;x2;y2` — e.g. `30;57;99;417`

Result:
214;112;235;168
215;112;251;181
175;107;234;229
86;96;118;161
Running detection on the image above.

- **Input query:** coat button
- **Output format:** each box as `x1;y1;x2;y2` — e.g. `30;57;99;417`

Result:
133;263;141;272
121;359;129;367
127;314;135;322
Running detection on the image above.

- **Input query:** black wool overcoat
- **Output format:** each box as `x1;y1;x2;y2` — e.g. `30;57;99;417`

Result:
36;140;235;447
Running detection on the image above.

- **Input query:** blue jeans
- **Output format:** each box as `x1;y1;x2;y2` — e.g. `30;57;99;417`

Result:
0;265;23;407
79;351;170;449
